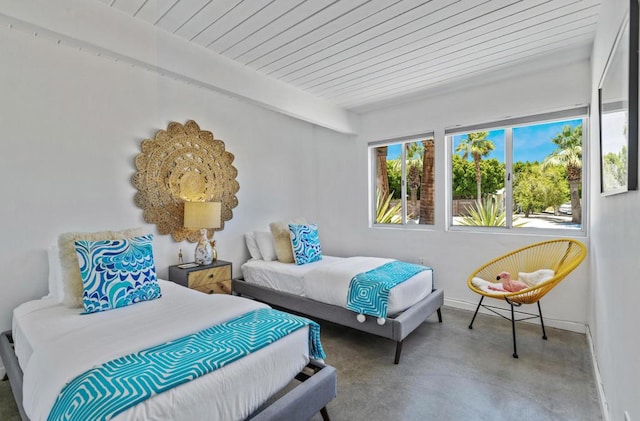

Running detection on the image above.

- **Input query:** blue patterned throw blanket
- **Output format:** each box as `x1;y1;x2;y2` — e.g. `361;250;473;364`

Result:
347;261;429;321
47;308;325;421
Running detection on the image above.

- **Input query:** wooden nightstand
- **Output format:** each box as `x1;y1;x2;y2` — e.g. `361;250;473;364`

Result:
168;260;232;295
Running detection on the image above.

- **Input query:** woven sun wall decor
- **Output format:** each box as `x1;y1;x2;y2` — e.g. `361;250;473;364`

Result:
131;120;239;242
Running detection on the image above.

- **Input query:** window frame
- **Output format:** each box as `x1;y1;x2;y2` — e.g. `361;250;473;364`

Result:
446;108;589;236
369;132;436;228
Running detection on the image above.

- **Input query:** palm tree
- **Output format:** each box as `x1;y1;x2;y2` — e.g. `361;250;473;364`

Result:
405;142;423;221
376;146;389;200
407;163;420;217
544;124;582;223
455;132;495;201
420;138;435;224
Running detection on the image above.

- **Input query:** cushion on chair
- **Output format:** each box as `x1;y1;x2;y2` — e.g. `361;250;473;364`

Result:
471;277;508;295
518;269;555;287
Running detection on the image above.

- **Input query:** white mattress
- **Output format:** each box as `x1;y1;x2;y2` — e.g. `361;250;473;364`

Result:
14;280;310;421
241;256;433;316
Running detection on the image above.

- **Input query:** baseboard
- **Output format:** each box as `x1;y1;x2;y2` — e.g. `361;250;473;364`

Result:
0;361;5;380
586;325;609;421
444;298;587;333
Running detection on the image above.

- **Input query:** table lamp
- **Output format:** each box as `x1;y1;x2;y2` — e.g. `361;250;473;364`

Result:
184;201;221;265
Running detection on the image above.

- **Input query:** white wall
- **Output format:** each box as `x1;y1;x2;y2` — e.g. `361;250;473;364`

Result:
588;0;640;419
320;59;593;334
0;24;354;334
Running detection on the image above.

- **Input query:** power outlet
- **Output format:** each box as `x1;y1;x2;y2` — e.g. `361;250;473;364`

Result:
419;257;425;265
625;411;631;421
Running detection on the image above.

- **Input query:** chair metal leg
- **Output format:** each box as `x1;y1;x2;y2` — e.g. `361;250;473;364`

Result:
394;340;403;365
537;301;548;340
510;303;518;358
437;308;442;323
469;296;484;329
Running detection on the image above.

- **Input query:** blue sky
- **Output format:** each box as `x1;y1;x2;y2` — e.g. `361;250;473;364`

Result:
387;119;582;163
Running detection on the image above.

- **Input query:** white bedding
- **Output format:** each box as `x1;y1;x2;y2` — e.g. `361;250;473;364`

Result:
241;256;433;316
15;280;310;421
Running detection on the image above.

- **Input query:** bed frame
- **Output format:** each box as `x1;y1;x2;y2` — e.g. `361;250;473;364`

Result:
232;279;444;364
0;330;337;421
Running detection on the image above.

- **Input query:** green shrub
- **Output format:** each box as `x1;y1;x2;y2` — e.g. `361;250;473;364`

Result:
457;198;525;227
376;191;402;224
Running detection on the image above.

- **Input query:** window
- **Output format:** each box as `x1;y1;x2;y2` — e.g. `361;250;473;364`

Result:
370;134;435;226
448;108;587;231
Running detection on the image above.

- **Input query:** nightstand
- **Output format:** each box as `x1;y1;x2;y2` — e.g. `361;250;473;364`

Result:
168;260;232;295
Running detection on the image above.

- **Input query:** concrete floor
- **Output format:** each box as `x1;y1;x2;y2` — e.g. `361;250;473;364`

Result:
311;306;601;421
0;307;601;421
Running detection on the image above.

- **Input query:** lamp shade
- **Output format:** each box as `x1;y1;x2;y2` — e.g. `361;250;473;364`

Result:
184;201;221;229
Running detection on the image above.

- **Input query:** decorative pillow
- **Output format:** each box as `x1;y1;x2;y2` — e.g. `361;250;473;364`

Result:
75;234;161;314
254;231;277;262
518;269;555;287
471;277;507;295
58;227;147;308
270;217;306;263
289;224;322;265
245;232;263;260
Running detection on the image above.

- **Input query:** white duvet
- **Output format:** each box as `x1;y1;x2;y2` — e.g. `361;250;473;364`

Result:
15;280;310;421
241;256;433;316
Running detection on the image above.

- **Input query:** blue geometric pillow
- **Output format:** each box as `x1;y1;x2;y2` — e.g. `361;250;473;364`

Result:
74;234;161;314
289;224;322;265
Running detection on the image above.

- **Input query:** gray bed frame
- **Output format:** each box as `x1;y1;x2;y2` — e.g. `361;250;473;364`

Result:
232;279;444;364
0;330;337;421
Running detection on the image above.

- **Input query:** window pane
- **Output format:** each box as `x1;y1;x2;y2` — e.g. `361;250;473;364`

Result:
512;119;582;230
405;138;435;225
375;145;402;224
451;130;506;226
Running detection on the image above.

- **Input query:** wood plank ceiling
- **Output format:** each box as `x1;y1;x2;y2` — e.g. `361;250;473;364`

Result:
96;0;601;111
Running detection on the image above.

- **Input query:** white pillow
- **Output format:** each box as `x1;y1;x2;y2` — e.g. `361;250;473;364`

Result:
518;269;555;287
471;277;507;295
245;232;263;260
254;231;277;262
46;244;64;302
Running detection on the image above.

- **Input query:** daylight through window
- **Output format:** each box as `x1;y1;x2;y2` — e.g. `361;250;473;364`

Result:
371;134;435;226
448;109;587;231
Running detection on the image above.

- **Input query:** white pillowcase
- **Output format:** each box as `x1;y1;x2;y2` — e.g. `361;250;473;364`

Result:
254;231;277;262
245;232;263;260
46;245;64;302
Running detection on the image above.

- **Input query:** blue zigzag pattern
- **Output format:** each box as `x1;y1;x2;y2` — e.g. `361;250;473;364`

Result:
346;261;430;319
47;308;325;421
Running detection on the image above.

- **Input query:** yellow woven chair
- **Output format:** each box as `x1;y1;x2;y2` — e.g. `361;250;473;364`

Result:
467;238;586;358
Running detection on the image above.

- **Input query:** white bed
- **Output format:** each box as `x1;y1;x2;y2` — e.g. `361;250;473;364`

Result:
8;280;328;421
241;256;434;317
236;255;443;364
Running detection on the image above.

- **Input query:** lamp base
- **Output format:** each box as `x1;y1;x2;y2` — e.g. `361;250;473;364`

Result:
194;229;213;265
